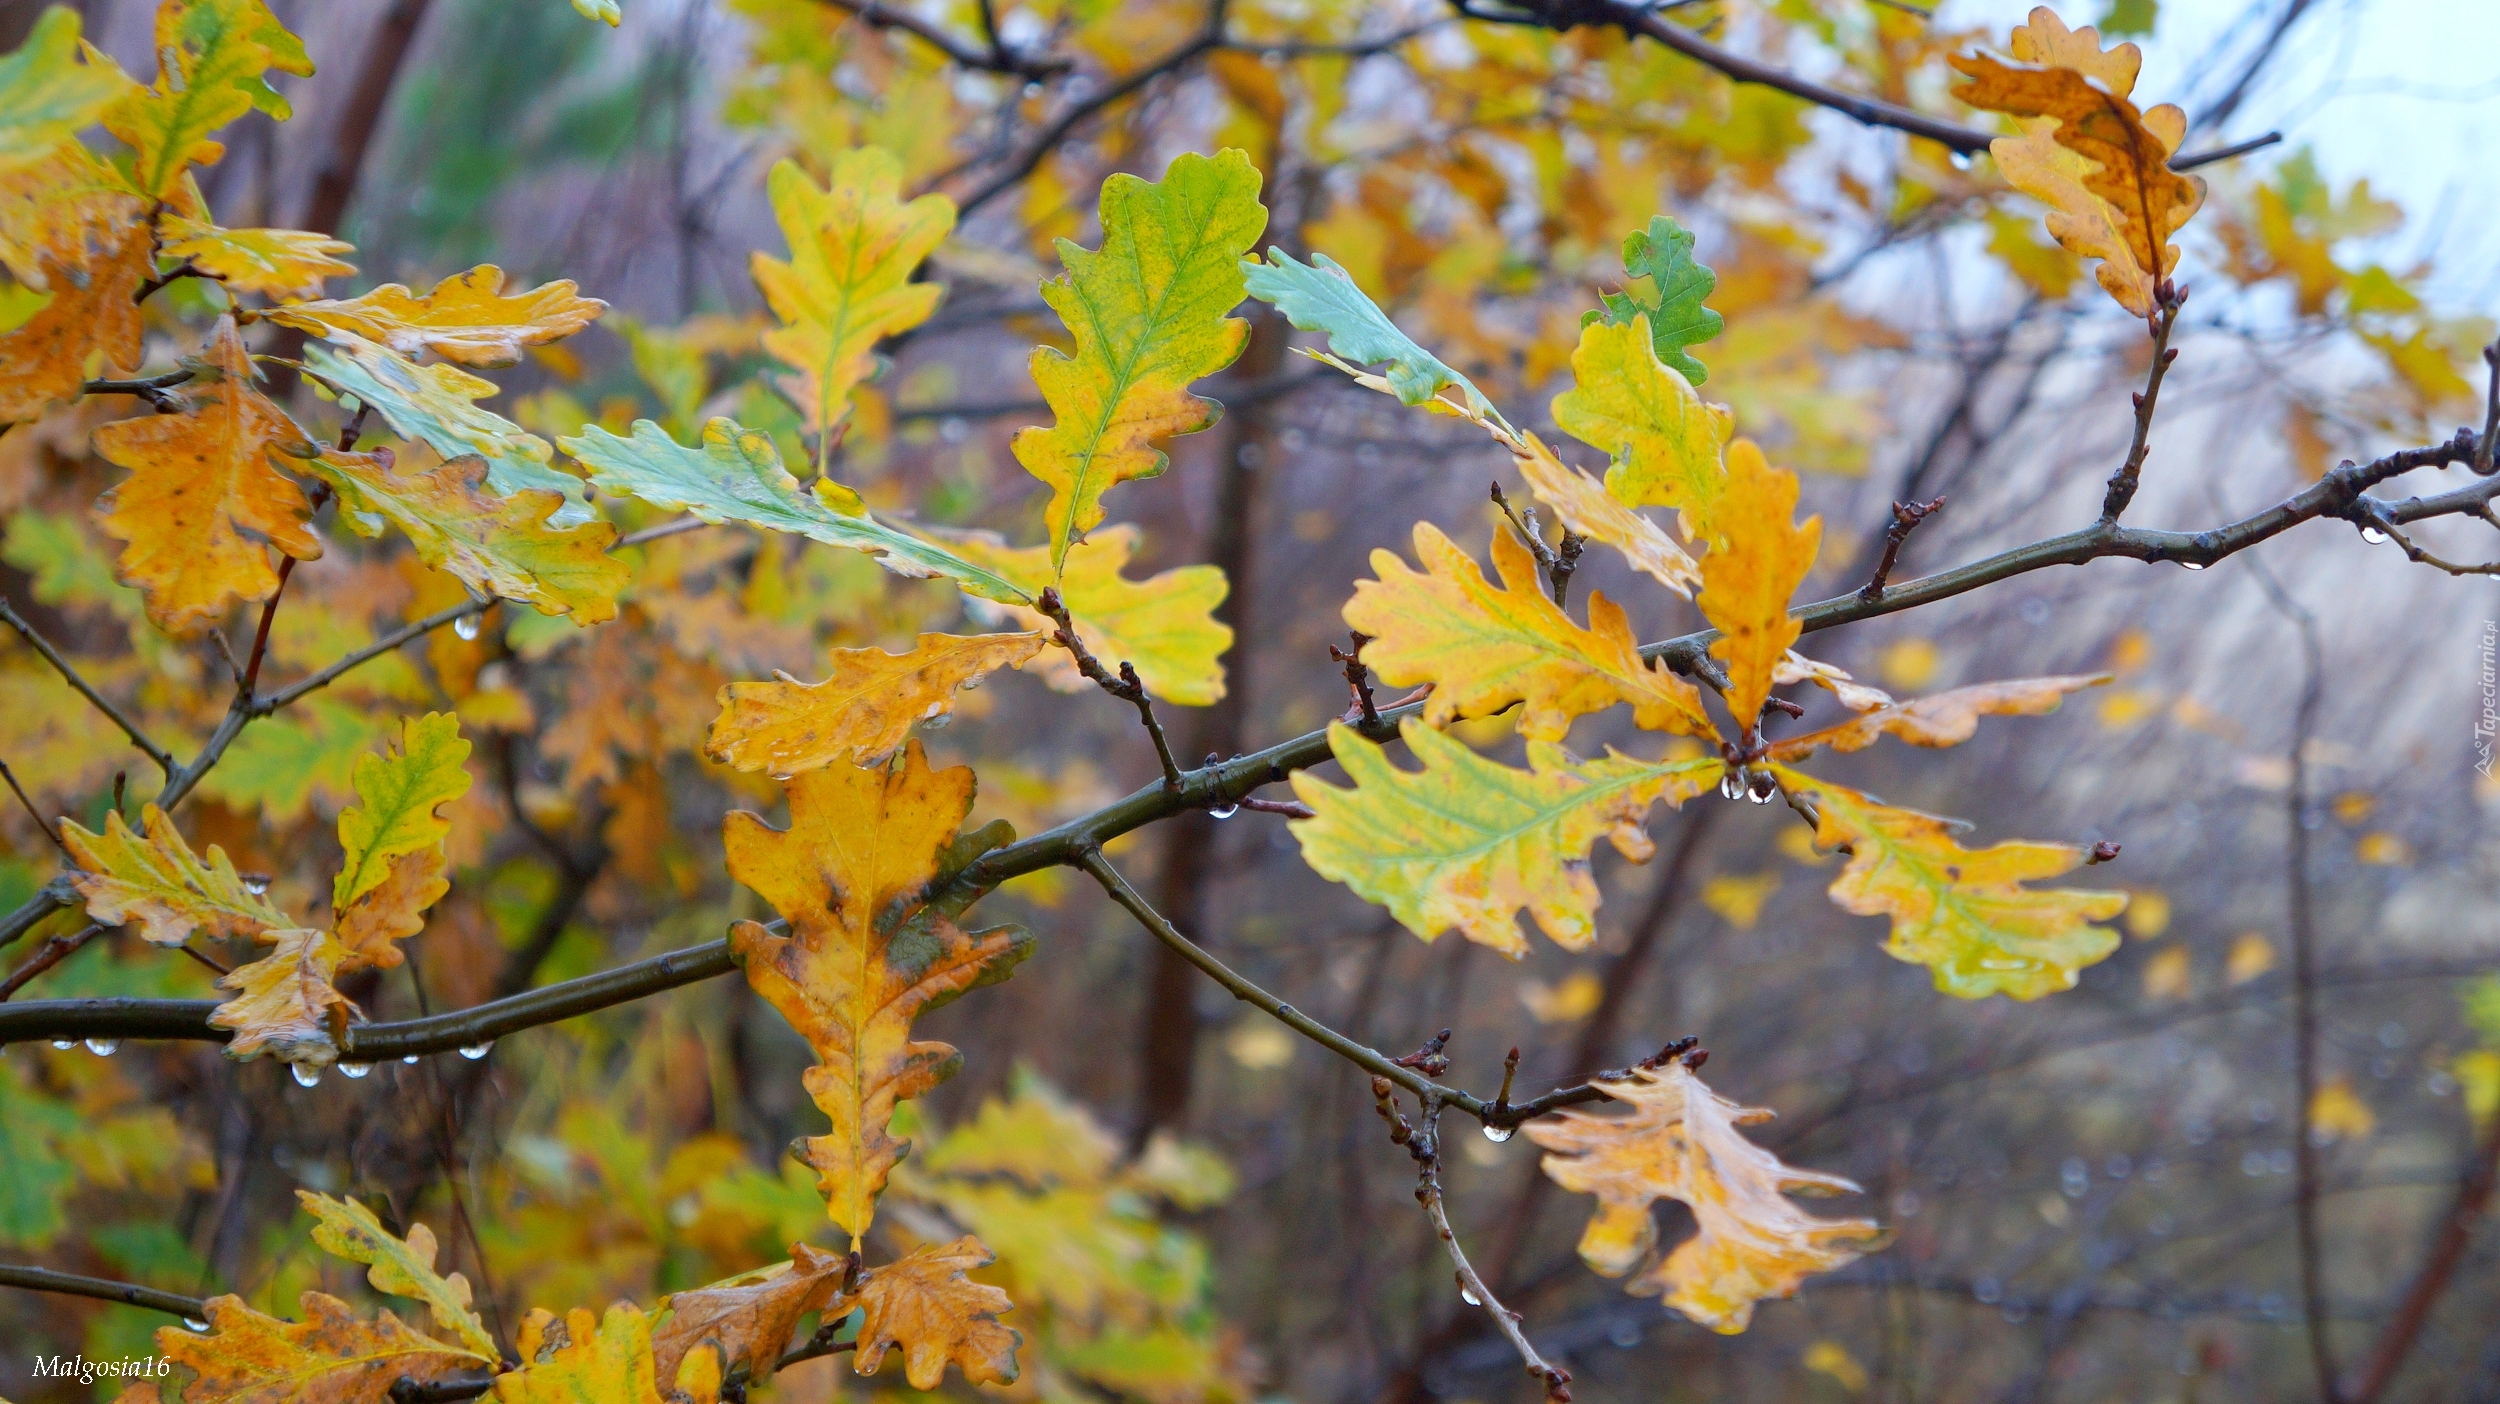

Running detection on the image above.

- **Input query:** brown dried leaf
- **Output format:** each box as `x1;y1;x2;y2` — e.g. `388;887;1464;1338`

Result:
851;1236;1020;1389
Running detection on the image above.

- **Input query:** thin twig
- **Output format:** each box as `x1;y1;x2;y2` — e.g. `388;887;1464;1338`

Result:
254;598;495;717
2473;340;2497;476
1858;495;1947;602
1331;632;1382;729
0;923;106;1001
2099;284;2186;524
133;260;218;305
0;759;69;859
82;370;196;413
616;516;709;547
1488;483;1560;587
0;1263;206;1320
0;597;177;777
816;0;1070;78
1037;586;1185;793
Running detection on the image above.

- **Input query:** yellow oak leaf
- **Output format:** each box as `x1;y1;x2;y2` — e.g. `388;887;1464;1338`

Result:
707;631;1046;777
0;225;148;424
268;264;607;368
59;802;289;946
161;217;355;299
1777;768;2126;999
143;1292;490;1404
1763;674;2109;761
1700;440;1820;730
309;447;626;623
298;1191;502;1361
493;1303;664;1404
851;1236;1022;1389
1524;1061;1885;1334
1953;8;2205;317
1551;315;1733;542
1345;521;1709;743
653;1242;849;1387
0;8;135;171
332;712;471;911
105;0;312;199
92;316;322;635
751;150;955;459
1290;720;1723;958
210;927;358;1065
334;847;447;971
1509;433;1702;596
1013;149;1267;571
1774;652;1893;712
947;524;1231;705
724;743;1033;1243
0;140;150;290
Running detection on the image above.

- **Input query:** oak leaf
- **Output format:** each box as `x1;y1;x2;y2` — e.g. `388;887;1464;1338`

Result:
308;447;626;623
1583;215;1724;386
298;1190;502;1361
1345;522;1709;742
1290;720;1723;957
1524;1061;1884;1334
1776;768;2126;999
1014;149;1267;571
751;150;954;457
1698;440;1819;728
1509;433;1702;596
653;1242;848;1386
106;0;312;199
724;743;1033;1243
1552;315;1733;542
493;1303;664;1404
1764;674;2110;761
332;711;471;911
851;1236;1021;1389
1242;247;1496;419
565;417;1027;604
161;218;353;299
59;802;288;946
303;334;588;518
946;524;1232;705
0;9;134;171
333;846;447;970
0;141;149;291
0;226;149;424
141;1291;490;1404
268;264;605;368
707;631;1046;777
1952;8;2204;317
209;927;357;1064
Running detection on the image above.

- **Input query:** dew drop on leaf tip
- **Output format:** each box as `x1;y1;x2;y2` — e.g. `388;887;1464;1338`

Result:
291;1063;323;1087
242;876;270;895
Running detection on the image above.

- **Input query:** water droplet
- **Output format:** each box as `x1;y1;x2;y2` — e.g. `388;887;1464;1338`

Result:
2180;561;2205;570
1949;150;1975;171
338;1061;372;1079
84;1038;118;1056
291;1063;323;1088
453;613;482;641
50;1039;75;1050
183;1318;209;1332
2360;526;2388;544
402;1054;420;1064
1459;1286;1482;1306
920;712;951;730
1210;802;1239;820
1480;1122;1514;1143
459;1042;493;1060
242;875;270;895
1718;771;1744;801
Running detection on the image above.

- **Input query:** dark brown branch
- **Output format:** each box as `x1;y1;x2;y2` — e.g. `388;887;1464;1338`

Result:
1331;632;1381;728
1858;495;1947;602
0;597;177;776
133;260;218;305
2474;340;2498;476
82;370;195;413
0;923;105;1001
2099;284;2185;524
0;1262;206;1320
2171;129;2285;171
1037;586;1185;793
816;0;1070;78
954;30;1220;216
0;879;75;955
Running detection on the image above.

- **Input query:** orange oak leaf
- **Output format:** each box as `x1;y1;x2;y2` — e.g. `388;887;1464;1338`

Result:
209;927;358;1065
1523;1061;1886;1334
653;1242;849;1386
1698;440;1819;730
266;264;606;368
136;1291;489;1404
724;742;1032;1244
851;1236;1021;1389
333;847;448;970
1764;674;2111;761
0;227;148;423
91;316;322;635
707;631;1046;777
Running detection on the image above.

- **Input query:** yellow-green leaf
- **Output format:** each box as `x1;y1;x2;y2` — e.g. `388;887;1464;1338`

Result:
333;712;472;911
303;333;589;519
752;150;955;462
59;802;290;946
1346;522;1710;742
150;1293;490;1402
708;631;1046;777
945;523;1231;705
1699;440;1819;729
1013;149;1267;572
160;217;354;299
1510;433;1702;596
1552;315;1733;542
268;264;606;369
105;0;312;198
0;8;135;170
1291;720;1723;958
494;1303;664;1404
308;446;626;623
298;1191;501;1361
1777;767;2126;999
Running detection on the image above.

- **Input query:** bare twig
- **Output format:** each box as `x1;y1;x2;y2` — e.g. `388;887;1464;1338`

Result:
2099;284;2186;524
81;370;196;413
0;923;106;1001
1858;495;1947;602
1332;632;1382;729
0;759;69;860
133;259;218;305
1037;586;1185;793
0;597;177;777
954;31;1220;216
0;1263;206;1320
2474;340;2498;476
816;0;1071;78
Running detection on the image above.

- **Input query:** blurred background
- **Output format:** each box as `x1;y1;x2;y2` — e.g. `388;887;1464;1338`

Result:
1;0;2496;1399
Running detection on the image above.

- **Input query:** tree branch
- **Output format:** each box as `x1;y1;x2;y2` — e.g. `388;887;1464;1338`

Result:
0;597;178;777
2099;285;2185;524
815;0;1070;78
0;1262;206;1320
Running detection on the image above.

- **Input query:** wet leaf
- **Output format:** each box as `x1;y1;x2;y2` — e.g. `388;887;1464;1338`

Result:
1524;1061;1884;1333
60;802;290;946
852;1236;1021;1389
0;222;147;423
652;1242;848;1386
1699;440;1819;729
298;1191;501;1361
1552;315;1733;542
308;447;625;623
333;847;447;971
0;9;135;170
1509;433;1702;596
724;742;1032;1243
708;631;1046;777
160;218;354;299
1291;720;1723;957
1242;247;1493;418
209;927;356;1064
1763;674;2109;761
493;1303;663;1404
269;265;606;369
1776;768;2126;999
1345;522;1710;742
303;334;588;519
1584;215;1723;385
105;0;311;198
946;524;1232;705
1015;149;1267;570
145;1291;490;1403
331;711;471;911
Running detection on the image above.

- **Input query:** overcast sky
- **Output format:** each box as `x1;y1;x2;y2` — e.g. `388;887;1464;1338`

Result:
1940;0;2500;309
